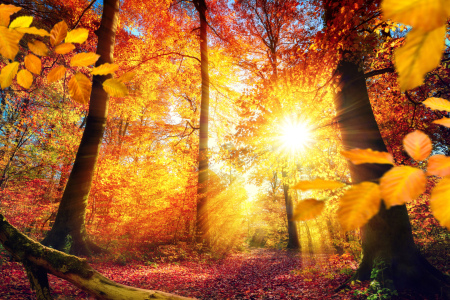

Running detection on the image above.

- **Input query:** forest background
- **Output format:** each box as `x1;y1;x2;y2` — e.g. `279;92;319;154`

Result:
0;0;449;299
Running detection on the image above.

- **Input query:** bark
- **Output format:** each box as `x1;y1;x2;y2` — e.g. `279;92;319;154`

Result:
0;214;194;300
282;170;300;250
41;0;119;256
193;0;210;247
335;59;450;298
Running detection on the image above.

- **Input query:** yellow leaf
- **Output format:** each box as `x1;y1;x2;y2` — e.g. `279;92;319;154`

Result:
17;69;33;89
50;20;68;46
15;27;49;36
292;178;345;190
395;26;446;91
432;118;450;128
0;61;19;88
70;52;100;67
380;166;426;209
118;71;136;82
92;63;119;75
402;130;432;161
292;199;325;221
382;0;450;31
430;177;450;230
68;73;91;104
47;65;66;83
28;40;48;56
337;182;381;232
24;53;41;75
54;43;75;55
0;27;24;60
427;155;450;177
0;4;21;27
423;97;450;112
102;78;128;97
9;16;33;28
65;28;89;44
341;148;394;165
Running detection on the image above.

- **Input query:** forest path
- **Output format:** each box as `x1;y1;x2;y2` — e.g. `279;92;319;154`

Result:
1;248;360;299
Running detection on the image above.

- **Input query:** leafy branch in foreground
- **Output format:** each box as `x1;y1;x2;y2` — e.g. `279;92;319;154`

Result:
0;4;135;103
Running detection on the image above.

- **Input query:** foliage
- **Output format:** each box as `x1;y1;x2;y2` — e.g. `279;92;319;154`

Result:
354;259;398;300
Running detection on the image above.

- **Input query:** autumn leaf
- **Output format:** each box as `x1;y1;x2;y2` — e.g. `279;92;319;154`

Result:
402;130;432;161
103;78;128;97
292;199;325;221
432;118;450;128
24;53;41;75
0;27;24;60
65;28;89;44
341;148;394;165
380;166;426;209
28;40;48;56
68;73;91;104
0;61;19;88
9;16;33;29
15;27;49;36
427;155;450;177
50;20;68;46
394;26;446;91
47;65;66;83
423;97;450;112
430;177;450;230
70;52;100;67
337;182;381;232
17;69;33;89
54;43;75;55
0;4;21;27
92;63;119;75
292;178;345;191
118;71;136;82
382;0;450;31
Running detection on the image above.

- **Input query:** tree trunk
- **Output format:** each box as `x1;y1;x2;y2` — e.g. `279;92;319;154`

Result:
282;170;300;250
0;214;194;300
41;0;119;256
193;0;210;247
335;59;450;298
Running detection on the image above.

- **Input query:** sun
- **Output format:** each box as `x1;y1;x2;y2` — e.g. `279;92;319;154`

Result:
279;119;312;154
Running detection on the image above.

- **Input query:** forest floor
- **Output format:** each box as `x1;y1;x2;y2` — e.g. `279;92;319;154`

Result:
0;248;441;299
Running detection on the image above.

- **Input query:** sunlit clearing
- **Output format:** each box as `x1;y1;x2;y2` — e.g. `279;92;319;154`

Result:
279;119;312;155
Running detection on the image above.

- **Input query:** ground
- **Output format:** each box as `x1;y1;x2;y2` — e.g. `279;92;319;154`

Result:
0;249;441;299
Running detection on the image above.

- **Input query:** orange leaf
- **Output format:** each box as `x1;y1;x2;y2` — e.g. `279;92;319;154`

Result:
341;149;394;165
292;199;325;221
402;130;432;161
423;97;450;112
24;53;41;74
47;65;66;83
50;20;68;46
68;73;91;104
54;43;75;55
427;155;450;177
430;177;450;230
292;178;345;191
432;118;450;127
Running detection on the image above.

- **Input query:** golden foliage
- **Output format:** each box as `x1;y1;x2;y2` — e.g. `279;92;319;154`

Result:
54;43;75;55
118;71;136;82
15;27;49;36
68;73;92;104
102;78;128;97
430;177;450;230
50;20;68;46
337;182;381;232
292;199;325;221
9;16;33;29
24;53;41;74
0;61;19;88
340;148;394;165
28;40;49;56
0;27;24;60
92;63;119;75
292;178;345;191
17;69;33;89
0;4;21;27
70;52;100;67
65;28;89;44
402;130;432;161
47;65;66;83
380;166;426;209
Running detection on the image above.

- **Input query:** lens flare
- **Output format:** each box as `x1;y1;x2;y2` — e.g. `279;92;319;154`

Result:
279;119;312;154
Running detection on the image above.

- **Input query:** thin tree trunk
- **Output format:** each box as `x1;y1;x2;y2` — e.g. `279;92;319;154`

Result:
193;0;210;247
282;169;300;250
42;0;120;256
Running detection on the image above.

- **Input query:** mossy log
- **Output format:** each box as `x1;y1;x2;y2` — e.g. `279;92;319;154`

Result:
0;214;194;300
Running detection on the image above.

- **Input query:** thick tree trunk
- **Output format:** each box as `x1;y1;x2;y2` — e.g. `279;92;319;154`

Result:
0;214;194;300
335;59;450;298
282;170;300;250
194;0;210;247
42;0;119;256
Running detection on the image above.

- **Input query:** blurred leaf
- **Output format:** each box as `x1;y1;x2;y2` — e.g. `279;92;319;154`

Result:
341;148;394;165
28;40;48;56
70;52;100;67
380;166;426;209
337;182;381;232
292;178;345;191
427;155;450;177
54;43;75;55
0;27;24;60
50;20;68;46
16;27;49;36
403;130;432;161
65;28;89;44
92;63;119;75
430;177;450;230
0;61;19;88
292;199;325;221
17;69;33;88
432;117;450;127
0;4;21;27
103;78;128;97
9;16;33;28
47;65;66;83
118;71;136;82
68;73;91;104
423;97;450;112
24;53;41;74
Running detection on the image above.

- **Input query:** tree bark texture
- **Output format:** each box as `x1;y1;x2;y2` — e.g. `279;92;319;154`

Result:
0;214;195;300
335;59;450;298
193;0;210;247
42;0;119;256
